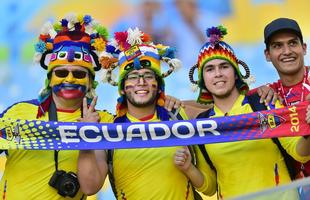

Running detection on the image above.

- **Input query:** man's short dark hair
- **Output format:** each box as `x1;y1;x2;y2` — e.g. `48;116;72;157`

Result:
264;18;303;48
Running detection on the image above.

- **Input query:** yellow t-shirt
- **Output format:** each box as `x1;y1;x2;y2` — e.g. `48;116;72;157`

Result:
197;94;310;199
0;100;113;200
111;108;196;200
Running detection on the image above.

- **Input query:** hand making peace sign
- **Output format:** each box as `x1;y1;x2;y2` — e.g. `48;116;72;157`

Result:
77;96;100;122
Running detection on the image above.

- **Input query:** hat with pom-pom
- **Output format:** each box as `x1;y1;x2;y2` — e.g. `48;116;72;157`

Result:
34;14;109;77
188;25;251;104
100;27;182;117
34;14;109;117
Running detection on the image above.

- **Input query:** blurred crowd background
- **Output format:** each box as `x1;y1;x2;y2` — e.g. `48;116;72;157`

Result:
0;0;310;199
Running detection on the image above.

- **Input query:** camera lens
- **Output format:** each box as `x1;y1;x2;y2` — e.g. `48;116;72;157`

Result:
49;170;79;197
63;181;76;194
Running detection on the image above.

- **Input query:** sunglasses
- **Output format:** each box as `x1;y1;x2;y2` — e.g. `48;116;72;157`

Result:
54;69;88;79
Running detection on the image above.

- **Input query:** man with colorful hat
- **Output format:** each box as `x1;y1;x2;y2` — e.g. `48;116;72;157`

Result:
254;17;310;179
0;14;113;199
174;25;310;199
77;27;201;200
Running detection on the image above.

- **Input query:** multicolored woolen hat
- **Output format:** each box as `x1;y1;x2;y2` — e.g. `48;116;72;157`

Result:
33;14;109;117
100;27;182;117
189;25;253;104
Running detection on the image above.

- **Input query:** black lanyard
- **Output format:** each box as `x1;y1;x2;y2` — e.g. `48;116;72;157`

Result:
48;100;60;171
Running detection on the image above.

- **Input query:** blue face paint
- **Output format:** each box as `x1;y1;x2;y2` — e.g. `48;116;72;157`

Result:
52;83;87;99
52;83;87;93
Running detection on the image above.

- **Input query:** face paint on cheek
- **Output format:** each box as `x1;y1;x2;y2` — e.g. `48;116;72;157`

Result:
150;80;158;89
50;76;65;87
124;82;135;90
72;77;89;86
49;74;90;87
151;84;158;89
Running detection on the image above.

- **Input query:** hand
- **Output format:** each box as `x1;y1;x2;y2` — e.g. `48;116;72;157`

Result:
306;105;310;124
77;96;100;122
306;93;310;102
304;94;310;138
174;146;192;172
257;85;279;105
164;95;184;111
306;95;310;124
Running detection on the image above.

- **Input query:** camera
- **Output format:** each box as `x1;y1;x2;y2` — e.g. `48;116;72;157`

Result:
49;170;80;197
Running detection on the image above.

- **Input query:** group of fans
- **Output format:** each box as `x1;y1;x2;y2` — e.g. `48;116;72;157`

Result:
0;13;310;200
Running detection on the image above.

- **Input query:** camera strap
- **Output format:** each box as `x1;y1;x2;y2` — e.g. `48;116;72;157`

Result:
48;99;83;172
53;151;60;171
48;99;83;199
48;100;60;171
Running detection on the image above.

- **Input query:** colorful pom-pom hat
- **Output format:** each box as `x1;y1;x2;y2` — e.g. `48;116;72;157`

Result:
34;13;109;117
189;25;254;104
100;27;182;117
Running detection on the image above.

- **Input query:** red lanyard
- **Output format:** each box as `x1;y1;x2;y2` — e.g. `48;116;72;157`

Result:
278;69;307;106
